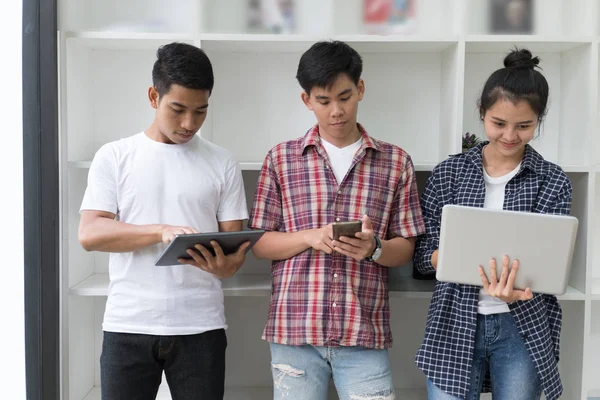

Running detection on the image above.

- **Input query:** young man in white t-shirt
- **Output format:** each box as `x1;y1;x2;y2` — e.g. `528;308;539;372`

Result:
78;42;249;400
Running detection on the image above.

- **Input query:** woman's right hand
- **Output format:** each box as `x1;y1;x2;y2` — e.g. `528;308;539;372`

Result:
478;255;534;303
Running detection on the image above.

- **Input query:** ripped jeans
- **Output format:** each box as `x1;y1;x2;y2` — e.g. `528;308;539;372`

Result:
269;342;395;400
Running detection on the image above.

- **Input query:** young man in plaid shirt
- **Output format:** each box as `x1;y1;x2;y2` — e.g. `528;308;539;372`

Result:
248;40;425;400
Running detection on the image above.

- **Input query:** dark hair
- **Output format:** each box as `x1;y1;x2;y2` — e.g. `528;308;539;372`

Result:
478;48;549;123
296;41;363;94
152;42;214;97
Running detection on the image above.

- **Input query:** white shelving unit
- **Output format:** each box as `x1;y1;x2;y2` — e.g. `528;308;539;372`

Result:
464;0;597;36
57;1;599;399
588;301;600;399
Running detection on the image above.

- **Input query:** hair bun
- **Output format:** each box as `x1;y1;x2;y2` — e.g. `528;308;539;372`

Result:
504;48;539;70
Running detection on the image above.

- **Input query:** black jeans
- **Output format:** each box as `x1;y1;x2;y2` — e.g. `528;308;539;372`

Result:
100;329;227;400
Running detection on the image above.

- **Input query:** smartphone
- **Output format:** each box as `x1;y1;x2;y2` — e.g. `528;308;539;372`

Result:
332;221;362;241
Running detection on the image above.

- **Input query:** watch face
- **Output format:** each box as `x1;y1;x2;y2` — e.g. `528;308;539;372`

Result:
372;247;383;261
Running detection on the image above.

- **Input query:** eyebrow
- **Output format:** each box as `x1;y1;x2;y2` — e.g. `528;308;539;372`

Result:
491;116;534;124
170;101;209;110
315;88;353;101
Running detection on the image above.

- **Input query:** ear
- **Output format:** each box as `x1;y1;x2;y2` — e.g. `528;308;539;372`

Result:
357;79;365;101
301;91;313;111
148;86;159;109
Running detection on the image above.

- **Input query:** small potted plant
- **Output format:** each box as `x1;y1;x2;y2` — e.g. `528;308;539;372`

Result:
462;132;481;152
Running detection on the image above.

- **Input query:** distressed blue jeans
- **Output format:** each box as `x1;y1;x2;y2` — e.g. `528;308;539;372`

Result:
427;313;542;400
269;342;395;400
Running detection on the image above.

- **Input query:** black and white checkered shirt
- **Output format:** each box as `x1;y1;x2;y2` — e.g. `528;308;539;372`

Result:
414;142;572;400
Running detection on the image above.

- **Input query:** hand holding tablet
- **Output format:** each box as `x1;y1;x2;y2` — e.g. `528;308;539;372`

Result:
155;230;265;267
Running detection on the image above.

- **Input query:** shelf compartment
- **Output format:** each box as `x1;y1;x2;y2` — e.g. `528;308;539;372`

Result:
463;42;593;167
59;0;199;34
203;41;462;167
463;0;595;36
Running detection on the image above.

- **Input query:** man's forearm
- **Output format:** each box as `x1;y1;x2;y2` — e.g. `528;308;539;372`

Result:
251;231;313;260
79;218;164;253
376;237;416;267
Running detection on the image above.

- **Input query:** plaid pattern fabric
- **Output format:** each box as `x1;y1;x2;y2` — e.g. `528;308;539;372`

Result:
413;142;572;400
248;124;425;349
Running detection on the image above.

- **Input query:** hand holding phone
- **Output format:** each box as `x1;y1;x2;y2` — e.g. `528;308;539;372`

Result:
332;221;362;241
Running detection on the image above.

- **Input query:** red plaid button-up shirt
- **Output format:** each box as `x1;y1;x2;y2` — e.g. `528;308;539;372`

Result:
248;124;425;349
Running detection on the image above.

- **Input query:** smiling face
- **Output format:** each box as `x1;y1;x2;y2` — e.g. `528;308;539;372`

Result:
301;73;365;148
482;98;538;161
146;83;210;145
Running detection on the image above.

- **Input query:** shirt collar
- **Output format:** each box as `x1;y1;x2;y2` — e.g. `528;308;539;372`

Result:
300;123;380;155
464;141;546;175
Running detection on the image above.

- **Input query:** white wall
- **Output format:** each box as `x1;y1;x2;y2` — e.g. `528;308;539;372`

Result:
0;0;25;398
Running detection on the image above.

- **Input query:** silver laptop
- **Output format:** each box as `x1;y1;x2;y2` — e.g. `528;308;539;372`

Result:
436;205;578;295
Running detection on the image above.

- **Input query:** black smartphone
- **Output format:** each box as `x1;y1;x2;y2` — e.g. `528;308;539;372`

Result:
332;221;362;241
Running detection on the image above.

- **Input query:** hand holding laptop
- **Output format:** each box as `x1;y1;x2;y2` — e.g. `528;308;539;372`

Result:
478;255;534;303
436;205;578;295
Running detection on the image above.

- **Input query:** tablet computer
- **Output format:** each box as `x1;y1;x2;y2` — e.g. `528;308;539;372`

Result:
436;205;578;295
155;230;266;266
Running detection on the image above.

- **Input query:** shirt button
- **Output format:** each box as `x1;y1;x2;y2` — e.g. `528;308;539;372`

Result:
335;217;340;222
337;190;342;194
332;303;337;308
333;273;338;278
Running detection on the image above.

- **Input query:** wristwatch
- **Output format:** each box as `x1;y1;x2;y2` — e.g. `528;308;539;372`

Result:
365;236;382;262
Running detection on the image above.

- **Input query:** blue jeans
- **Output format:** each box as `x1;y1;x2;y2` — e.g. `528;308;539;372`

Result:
100;329;227;400
269;342;395;400
427;313;542;400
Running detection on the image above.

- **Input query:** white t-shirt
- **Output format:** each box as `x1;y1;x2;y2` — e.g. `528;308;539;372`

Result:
320;137;363;184
80;132;248;335
477;161;521;315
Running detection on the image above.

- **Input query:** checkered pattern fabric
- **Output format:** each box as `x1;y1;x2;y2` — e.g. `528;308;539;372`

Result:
249;124;425;349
